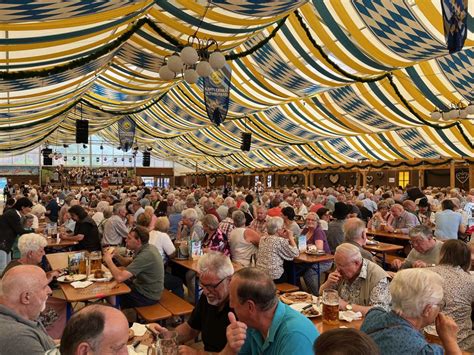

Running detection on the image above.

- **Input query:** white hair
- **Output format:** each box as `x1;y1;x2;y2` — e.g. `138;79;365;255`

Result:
266;217;284;235
335;243;362;263
198;251;234;279
18;233;47;256
224;197;235;208
181;208;198;222
390;268;443;318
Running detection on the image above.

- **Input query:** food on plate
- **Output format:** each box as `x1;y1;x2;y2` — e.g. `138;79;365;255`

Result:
280;291;314;304
64;275;75;282
128;329;135;340
93;270;103;278
302;305;320;317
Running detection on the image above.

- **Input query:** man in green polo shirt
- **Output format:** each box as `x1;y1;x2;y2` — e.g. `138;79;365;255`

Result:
103;225;164;308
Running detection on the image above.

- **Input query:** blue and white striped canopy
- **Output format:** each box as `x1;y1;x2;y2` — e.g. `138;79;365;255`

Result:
0;0;472;171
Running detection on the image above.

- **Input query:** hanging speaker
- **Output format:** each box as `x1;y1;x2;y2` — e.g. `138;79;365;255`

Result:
75;120;89;144
241;132;252;151
42;148;53;166
143;151;151;167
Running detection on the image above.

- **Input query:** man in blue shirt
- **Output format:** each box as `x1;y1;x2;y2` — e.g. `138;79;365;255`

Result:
223;267;318;355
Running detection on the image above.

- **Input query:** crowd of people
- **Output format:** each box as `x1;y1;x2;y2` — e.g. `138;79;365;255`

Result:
0;180;472;354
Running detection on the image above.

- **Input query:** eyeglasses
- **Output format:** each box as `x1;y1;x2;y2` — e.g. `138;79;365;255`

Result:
409;238;424;246
433;299;446;312
200;276;229;291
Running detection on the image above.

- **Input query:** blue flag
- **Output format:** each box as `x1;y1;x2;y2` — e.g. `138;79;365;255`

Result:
203;64;232;126
441;0;468;53
118;116;136;152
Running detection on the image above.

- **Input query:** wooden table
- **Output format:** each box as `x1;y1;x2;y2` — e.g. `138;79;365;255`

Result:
46;236;78;249
289;253;335;291
46;252;131;318
171;256;241;304
312;316;363;333
366;229;410;241
363;242;403;269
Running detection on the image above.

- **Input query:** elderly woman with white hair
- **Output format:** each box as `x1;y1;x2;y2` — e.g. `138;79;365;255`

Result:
256;217;299;283
361;268;461;355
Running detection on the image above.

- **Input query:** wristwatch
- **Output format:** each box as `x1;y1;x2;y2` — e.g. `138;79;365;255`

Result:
345;303;353;311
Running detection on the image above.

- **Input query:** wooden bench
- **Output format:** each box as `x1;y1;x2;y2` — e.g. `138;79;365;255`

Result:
135;303;172;323
275;283;299;293
135;290;194;322
158;289;194;317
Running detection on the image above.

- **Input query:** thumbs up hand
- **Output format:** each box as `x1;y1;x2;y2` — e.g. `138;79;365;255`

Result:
226;312;247;353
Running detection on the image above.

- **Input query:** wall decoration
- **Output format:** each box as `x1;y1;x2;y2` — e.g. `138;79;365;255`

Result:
329;174;339;184
290;174;299;184
0;166;39;175
366;175;374;183
209;176;216;185
376;171;384;178
455;170;469;184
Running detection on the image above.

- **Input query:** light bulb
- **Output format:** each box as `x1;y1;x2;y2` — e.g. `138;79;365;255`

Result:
167;55;184;73
184;69;199;84
466;104;474;115
159;65;175;80
445;110;458;120
209;51;226;70
196;61;213;77
430;111;442;120
180;46;199;65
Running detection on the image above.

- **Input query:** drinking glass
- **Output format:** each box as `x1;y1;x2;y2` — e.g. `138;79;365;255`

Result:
322;289;339;325
89;251;102;274
157;330;178;355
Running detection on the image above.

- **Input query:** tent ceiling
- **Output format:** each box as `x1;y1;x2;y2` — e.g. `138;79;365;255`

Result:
0;0;472;171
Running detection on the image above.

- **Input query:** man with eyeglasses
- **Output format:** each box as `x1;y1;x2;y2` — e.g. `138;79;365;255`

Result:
150;252;234;354
391;225;443;270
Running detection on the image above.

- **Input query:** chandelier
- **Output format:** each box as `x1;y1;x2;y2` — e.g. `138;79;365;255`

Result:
430;101;474;121
159;37;226;84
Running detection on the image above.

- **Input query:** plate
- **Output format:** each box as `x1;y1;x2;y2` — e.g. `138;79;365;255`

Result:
305;249;326;256
88;273;113;282
173;256;189;260
290;303;322;318
366;240;379;245
57;274;87;283
280;291;316;305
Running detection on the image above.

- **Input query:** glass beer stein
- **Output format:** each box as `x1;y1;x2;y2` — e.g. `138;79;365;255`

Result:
322;289;339;325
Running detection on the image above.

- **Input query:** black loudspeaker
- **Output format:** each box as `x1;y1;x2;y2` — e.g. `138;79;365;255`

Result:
241;132;252;151
42;148;53;166
76;120;89;144
143;151;150;167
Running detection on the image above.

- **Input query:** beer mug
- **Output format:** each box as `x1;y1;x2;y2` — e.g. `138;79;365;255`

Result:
322;289;339;325
157;330;178;355
89;251;102;274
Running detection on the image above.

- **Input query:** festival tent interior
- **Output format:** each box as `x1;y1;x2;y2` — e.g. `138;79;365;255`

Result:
0;0;473;174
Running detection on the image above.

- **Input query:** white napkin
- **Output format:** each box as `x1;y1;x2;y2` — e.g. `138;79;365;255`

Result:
70;281;93;289
130;322;147;337
127;344;148;355
339;310;362;322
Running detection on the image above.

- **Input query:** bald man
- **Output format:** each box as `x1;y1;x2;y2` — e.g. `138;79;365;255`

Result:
58;304;129;355
0;265;55;354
